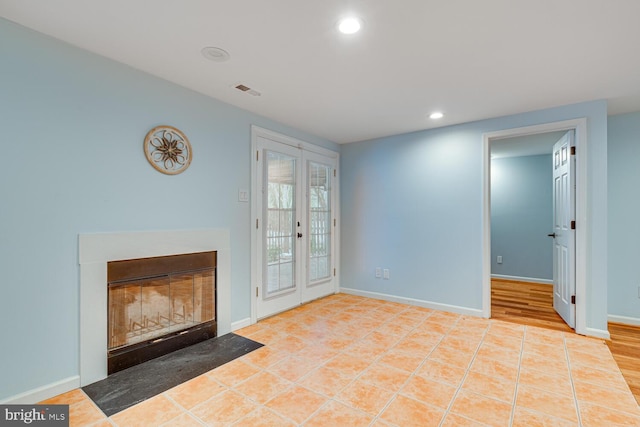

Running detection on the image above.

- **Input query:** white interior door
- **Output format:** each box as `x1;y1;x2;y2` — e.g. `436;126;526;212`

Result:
254;133;337;320
551;131;576;328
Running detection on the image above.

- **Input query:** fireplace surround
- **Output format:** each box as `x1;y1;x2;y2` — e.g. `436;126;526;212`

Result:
79;229;231;387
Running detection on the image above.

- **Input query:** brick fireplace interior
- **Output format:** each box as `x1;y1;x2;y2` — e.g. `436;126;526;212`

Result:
107;251;217;374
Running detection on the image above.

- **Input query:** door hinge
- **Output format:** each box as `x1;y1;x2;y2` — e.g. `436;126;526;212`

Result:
256;218;259;229
570;220;576;230
333;169;336;177
256;150;259;161
571;295;576;304
334;218;336;227
256;287;259;297
570;146;576;156
333;268;336;277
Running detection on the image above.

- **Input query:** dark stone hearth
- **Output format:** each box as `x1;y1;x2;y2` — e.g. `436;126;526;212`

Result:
82;333;263;416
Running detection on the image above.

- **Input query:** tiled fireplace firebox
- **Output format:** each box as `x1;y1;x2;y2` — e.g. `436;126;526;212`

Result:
79;229;231;387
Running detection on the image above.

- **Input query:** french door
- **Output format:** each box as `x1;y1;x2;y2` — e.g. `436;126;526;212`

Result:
253;129;338;320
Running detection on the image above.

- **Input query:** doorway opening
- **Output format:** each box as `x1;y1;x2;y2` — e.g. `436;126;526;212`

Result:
482;119;588;335
489;131;571;331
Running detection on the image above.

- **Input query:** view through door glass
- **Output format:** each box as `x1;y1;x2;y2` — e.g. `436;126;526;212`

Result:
308;161;332;284
265;151;297;296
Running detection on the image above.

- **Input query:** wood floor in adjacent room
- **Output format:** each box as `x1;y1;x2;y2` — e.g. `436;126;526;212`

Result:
492;278;640;405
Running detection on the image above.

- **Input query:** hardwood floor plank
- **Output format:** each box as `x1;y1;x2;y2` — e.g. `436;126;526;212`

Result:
491;279;573;333
491;279;640;404
608;322;640;404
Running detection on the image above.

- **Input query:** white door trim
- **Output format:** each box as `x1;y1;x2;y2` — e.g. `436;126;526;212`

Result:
482;118;588;336
251;126;339;158
250;126;340;324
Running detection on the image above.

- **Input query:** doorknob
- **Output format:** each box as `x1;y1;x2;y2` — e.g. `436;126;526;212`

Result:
547;233;556;238
297;233;303;238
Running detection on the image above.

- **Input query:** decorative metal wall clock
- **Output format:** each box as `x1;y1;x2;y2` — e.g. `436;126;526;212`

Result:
143;125;192;175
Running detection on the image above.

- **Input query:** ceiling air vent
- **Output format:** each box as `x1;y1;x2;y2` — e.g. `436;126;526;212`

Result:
234;84;261;97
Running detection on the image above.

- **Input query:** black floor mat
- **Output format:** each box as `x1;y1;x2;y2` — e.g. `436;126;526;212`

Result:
82;333;263;416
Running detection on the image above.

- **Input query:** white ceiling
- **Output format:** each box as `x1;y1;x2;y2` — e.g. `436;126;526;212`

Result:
2;0;639;144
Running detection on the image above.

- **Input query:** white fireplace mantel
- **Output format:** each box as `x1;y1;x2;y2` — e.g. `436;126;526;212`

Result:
79;229;231;386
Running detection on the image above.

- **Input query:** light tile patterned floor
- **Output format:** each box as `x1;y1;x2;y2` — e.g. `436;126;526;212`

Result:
42;293;640;426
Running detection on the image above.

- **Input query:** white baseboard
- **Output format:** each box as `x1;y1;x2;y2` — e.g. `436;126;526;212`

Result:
340;287;484;317
491;274;553;285
231;317;252;331
584;327;611;340
608;314;640;327
0;376;80;405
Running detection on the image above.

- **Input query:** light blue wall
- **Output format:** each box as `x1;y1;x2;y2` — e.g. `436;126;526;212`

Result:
0;18;337;401
341;101;608;330
491;155;553;280
0;14;616;402
608;112;640;320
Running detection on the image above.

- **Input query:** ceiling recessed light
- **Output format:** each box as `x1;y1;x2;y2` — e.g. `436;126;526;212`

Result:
337;17;362;34
429;112;444;119
201;46;230;62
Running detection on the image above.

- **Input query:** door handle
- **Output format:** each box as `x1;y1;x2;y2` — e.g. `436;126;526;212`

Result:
547;233;556;238
297;233;303;238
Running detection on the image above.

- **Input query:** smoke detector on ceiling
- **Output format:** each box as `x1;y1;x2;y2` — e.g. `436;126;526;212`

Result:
201;47;230;62
234;83;261;97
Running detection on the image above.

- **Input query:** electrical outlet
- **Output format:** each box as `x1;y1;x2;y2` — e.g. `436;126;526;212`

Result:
497;255;503;264
383;269;390;279
375;267;382;278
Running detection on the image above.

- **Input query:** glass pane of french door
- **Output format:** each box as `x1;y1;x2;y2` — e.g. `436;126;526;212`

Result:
264;150;297;296
308;161;332;284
